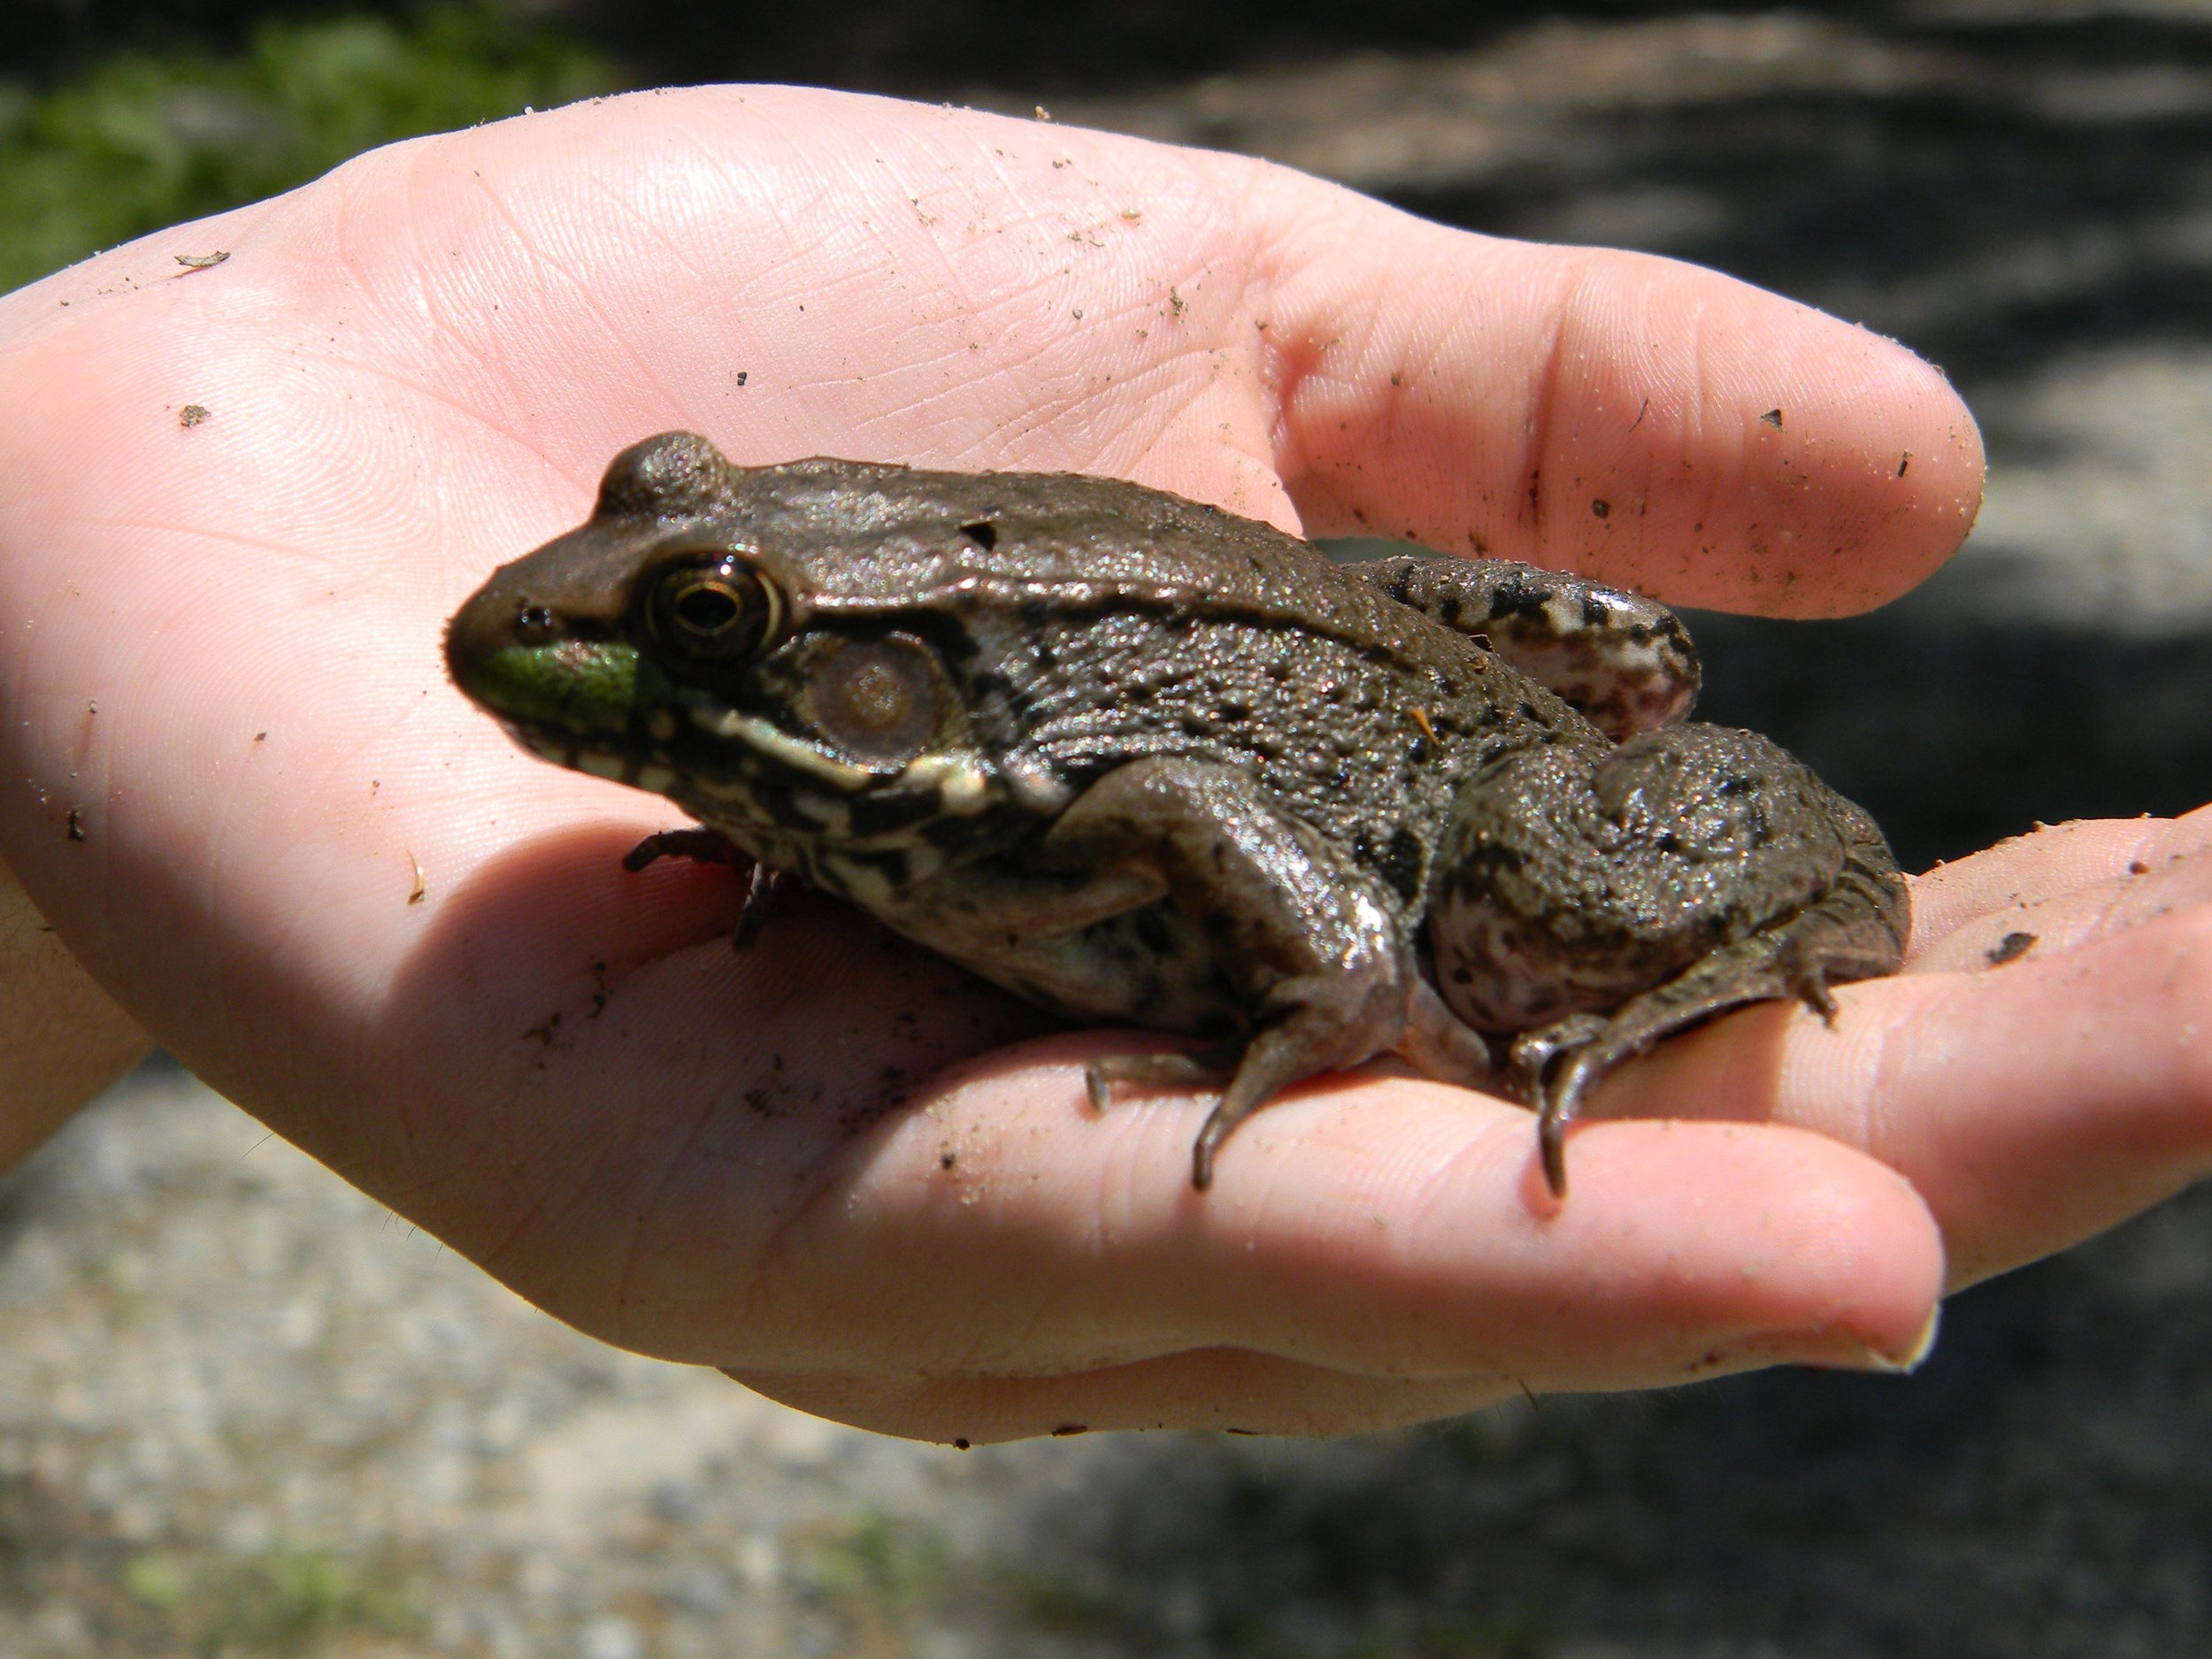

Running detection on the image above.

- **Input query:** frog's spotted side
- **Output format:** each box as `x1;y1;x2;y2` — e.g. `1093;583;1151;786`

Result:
445;433;1907;1194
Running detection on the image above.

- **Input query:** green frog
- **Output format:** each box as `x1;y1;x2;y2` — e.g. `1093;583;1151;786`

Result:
445;433;1908;1194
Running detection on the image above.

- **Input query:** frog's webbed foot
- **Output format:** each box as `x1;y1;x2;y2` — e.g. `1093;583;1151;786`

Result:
1083;1046;1259;1187
622;827;802;950
1352;554;1700;740
1435;725;1909;1195
1048;757;1469;1189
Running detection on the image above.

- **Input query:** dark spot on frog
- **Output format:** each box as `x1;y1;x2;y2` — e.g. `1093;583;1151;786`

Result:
1050;1423;1088;1437
1592;499;1609;518
1986;931;2038;966
2130;860;2151;875
65;807;84;842
847;790;944;839
961;521;997;550
1378;824;1425;903
939;1149;957;1169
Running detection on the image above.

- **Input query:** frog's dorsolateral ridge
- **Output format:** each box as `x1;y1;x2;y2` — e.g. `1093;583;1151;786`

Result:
445;433;1908;1195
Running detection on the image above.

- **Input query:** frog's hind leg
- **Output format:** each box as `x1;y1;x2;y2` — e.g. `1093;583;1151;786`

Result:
1431;725;1909;1194
1352;554;1701;739
1510;895;1893;1194
1045;756;1452;1189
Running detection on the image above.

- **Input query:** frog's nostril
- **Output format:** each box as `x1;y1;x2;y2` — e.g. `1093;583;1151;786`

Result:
516;601;558;640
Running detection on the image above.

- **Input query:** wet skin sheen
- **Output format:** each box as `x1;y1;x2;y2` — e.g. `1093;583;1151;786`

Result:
445;433;1909;1194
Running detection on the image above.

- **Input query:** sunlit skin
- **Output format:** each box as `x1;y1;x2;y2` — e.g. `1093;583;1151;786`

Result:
0;87;2204;1442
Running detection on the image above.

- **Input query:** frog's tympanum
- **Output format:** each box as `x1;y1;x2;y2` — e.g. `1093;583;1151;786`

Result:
446;434;1908;1194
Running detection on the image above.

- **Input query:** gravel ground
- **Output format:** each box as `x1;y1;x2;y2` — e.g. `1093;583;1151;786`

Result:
5;4;2211;1655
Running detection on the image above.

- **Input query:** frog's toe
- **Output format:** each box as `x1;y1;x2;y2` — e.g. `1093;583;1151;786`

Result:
621;826;749;872
1083;1047;1238;1116
1509;1015;1610;1195
728;862;810;950
1793;958;1840;1024
1081;1035;1338;1190
1191;1018;1339;1191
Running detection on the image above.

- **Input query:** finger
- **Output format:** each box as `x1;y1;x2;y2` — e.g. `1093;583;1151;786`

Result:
732;1351;1521;1444
1596;892;2212;1291
0;859;152;1170
1240;169;1985;613
1907;806;2212;960
733;1312;1907;1445
717;1040;1943;1387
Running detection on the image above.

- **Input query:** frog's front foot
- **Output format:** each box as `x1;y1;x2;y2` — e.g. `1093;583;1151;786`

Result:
622;827;805;949
1434;725;1909;1195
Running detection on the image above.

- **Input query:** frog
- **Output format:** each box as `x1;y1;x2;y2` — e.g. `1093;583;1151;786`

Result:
444;432;1909;1195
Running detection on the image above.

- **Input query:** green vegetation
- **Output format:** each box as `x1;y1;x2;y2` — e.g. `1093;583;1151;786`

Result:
802;1510;954;1622
0;5;623;294
121;1543;421;1655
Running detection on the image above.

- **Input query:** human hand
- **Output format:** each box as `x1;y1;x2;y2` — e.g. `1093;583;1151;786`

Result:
2;86;2193;1443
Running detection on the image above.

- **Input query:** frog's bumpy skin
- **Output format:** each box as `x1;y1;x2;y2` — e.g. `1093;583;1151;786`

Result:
1428;725;1909;1193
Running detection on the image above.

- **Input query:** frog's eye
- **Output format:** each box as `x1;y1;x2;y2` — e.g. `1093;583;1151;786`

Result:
645;555;783;664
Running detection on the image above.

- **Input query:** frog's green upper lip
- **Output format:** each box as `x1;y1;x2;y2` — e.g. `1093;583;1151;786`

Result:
448;634;642;736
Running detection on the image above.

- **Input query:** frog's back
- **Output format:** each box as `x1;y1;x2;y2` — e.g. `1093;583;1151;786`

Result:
724;458;1461;667
713;460;1601;902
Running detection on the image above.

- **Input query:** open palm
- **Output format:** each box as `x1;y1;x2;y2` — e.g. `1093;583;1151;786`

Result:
0;86;2202;1442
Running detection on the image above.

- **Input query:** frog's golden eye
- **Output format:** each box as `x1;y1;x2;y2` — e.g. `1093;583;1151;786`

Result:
645;555;782;663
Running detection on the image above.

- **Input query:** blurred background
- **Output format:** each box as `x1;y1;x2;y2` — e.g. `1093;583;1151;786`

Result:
2;2;2208;1654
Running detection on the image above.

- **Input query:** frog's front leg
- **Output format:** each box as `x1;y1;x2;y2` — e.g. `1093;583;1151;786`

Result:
1043;757;1493;1188
1353;554;1701;739
1430;726;1909;1194
621;826;810;949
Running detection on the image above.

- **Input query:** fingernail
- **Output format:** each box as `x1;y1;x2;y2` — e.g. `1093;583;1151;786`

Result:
1827;1302;1943;1375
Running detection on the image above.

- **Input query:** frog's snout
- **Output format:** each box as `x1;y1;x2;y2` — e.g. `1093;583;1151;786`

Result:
444;574;645;740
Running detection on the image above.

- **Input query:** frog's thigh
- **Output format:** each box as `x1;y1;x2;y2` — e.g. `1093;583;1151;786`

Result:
1044;757;1457;1186
1432;726;1908;1187
1353;554;1700;739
